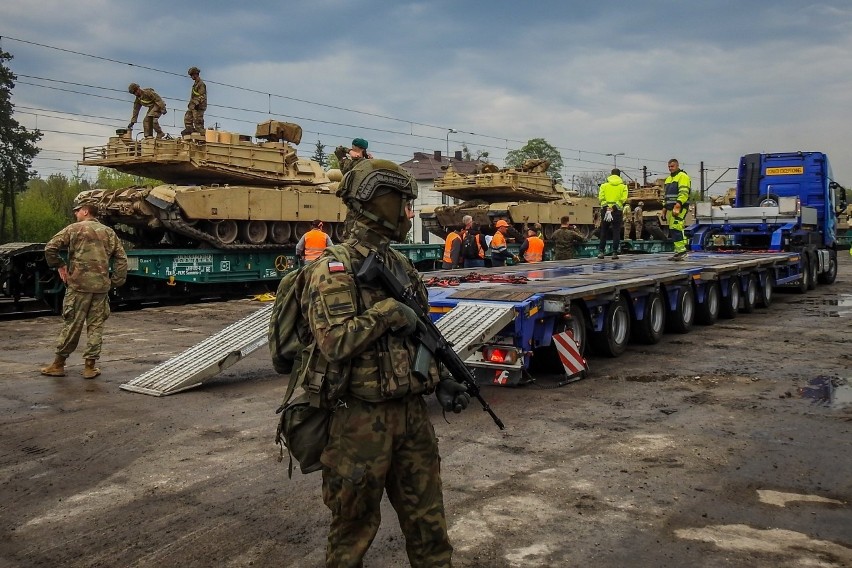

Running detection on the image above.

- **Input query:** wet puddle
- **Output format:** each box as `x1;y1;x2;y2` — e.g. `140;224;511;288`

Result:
794;294;852;317
797;376;852;409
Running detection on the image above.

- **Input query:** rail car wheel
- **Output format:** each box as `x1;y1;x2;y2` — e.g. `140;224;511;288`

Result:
211;220;238;244
757;272;775;308
293;222;311;241
269;221;291;244
719;277;740;319
333;222;346;241
695;281;720;325
631;291;665;344
240;220;268;244
817;249;838;285
665;285;695;334
740;273;758;314
590;295;630;357
795;253;811;294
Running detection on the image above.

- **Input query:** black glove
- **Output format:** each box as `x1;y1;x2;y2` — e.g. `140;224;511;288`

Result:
436;379;470;413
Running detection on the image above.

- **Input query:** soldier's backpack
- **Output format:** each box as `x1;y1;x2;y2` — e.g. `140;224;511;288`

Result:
268;245;353;476
461;231;482;260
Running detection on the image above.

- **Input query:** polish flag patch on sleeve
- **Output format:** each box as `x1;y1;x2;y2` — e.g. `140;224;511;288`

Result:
327;261;346;273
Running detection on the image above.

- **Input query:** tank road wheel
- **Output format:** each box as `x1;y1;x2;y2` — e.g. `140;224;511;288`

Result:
665;285;695;334
211;220;238;244
293;222;311;241
240;220;268;244
332;222;346;242
543;224;556;239
719;277;741;319
590;294;631;357
269;221;292;244
757;271;775;308
817;249;838;285
695;281;720;325
740;273;758;314
631;290;665;344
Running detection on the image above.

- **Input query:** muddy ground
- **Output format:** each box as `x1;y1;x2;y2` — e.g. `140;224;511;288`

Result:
1;254;851;568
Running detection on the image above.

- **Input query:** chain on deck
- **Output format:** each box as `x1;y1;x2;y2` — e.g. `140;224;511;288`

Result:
120;303;273;396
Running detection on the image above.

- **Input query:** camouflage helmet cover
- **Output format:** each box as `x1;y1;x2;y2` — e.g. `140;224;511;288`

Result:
128;83;140;93
336;159;417;240
188;66;200;76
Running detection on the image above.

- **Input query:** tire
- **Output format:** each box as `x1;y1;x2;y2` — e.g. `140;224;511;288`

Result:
646;219;668;241
758;193;780;207
631;291;665;344
719;277;740;319
807;251;818;290
695;281;720;325
757;271;775;308
795;252;811;294
665;285;695;334
568;304;589;356
740;273;757;314
817;249;838;285
590;295;631;357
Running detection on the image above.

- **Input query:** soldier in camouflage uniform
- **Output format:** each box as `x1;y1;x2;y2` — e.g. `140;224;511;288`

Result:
550;215;586;260
127;83;167;139
633;201;645;240
298;158;470;567
40;203;128;379
182;66;207;136
623;203;634;241
334;137;372;174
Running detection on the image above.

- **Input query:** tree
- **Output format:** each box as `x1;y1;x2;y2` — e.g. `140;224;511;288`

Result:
311;140;328;168
504;138;564;183
0;50;42;242
461;143;490;163
95;168;157;189
572;172;608;197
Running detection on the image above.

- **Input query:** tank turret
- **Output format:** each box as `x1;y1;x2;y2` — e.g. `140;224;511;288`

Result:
76;120;348;248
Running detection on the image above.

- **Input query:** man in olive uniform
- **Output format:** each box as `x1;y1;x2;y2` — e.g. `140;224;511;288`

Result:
182;66;207;136
297;158;470;567
40;203;128;379
664;159;691;260
334;137;371;174
127;83;167;139
550;215;586;260
633;201;645;240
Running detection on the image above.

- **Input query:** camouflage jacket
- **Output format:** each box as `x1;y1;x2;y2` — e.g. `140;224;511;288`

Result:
550;226;586;260
298;225;440;403
131;88;166;122
44;219;128;293
189;77;207;110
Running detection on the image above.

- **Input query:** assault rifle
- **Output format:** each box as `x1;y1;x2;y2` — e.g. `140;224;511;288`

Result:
357;251;505;430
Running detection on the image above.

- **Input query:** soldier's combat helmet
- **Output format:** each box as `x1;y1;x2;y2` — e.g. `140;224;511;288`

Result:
128;83;140;93
336;159;417;241
187;67;200;76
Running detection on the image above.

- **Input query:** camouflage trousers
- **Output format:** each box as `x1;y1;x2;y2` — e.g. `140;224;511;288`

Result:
320;395;452;568
183;107;205;134
142;108;164;137
55;288;110;360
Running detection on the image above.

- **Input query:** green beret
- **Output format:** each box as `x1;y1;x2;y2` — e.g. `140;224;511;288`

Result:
352;137;368;150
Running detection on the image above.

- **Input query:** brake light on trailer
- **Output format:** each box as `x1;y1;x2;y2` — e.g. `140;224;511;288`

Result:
482;345;520;365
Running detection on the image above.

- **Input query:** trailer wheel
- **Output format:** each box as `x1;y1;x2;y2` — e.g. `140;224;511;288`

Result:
740;273;758;314
665;285;695;333
807;252;818;290
695;281;720;325
631;291;665;344
817;249;838;285
719;277;740;319
568;304;589;356
590;295;630;357
757;272;775;308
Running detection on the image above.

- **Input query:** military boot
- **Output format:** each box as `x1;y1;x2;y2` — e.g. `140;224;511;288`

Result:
41;355;67;377
82;358;101;379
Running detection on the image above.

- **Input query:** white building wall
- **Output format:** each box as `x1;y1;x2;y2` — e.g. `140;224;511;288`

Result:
413;180;446;244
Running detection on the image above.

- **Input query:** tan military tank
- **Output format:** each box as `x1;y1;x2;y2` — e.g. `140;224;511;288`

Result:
419;159;598;240
623;179;693;240
77;120;348;249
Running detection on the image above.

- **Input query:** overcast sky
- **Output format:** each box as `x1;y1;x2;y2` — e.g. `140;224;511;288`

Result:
3;0;851;195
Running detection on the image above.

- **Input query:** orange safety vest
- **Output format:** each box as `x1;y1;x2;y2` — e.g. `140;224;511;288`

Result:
303;229;328;261
490;231;506;256
443;232;461;265
524;236;544;262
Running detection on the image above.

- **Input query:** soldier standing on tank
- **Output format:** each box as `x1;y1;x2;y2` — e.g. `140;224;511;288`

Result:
127;83;167;139
623;203;635;241
550;215;586;260
296;158;470;566
182;66;207;136
634;201;645;240
334;137;372;174
40;203;127;379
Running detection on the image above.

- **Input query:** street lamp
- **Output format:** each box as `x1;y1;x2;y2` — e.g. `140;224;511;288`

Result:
446;128;457;162
606;152;625;168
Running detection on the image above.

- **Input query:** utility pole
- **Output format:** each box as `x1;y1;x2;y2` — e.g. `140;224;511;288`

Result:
642;165;648;186
700;161;705;201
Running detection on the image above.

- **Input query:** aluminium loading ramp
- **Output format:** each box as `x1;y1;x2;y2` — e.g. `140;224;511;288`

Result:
120;299;514;396
120;303;273;396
